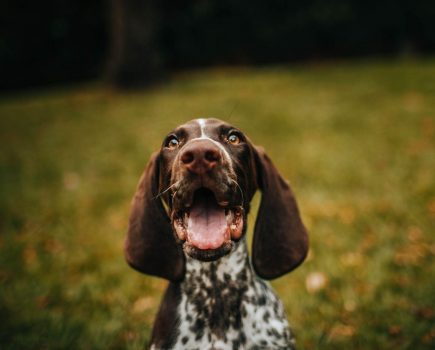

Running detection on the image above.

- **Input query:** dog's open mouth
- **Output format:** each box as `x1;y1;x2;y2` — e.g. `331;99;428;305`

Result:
172;188;244;261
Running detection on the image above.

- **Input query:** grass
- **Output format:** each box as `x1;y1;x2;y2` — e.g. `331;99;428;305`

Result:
0;58;434;349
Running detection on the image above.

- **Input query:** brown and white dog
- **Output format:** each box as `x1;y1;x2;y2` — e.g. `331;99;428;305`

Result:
126;118;308;349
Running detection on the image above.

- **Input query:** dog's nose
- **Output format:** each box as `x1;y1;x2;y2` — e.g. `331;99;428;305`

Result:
180;140;221;174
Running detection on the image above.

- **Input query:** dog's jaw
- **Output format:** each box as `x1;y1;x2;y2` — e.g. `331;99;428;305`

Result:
171;187;244;261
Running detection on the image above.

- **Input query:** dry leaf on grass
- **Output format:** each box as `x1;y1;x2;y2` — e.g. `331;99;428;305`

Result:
305;271;328;293
328;324;356;341
132;296;156;314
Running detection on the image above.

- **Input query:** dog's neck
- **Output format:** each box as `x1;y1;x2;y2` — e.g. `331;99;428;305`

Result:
175;238;295;349
183;239;253;286
179;239;254;341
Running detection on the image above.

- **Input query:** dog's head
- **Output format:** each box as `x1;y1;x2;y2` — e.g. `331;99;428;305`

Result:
125;118;308;281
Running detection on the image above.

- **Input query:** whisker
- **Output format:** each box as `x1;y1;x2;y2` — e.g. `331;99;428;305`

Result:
231;179;244;206
153;181;180;200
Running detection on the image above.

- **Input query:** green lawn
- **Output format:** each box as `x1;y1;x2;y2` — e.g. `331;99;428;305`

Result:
1;59;434;349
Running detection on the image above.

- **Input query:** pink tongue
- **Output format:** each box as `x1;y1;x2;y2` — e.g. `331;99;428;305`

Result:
187;195;228;250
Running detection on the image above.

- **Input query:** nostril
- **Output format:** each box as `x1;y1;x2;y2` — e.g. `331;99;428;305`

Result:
181;151;194;164
205;150;220;163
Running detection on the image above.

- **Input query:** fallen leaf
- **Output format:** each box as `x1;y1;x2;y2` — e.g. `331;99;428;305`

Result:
306;272;328;294
340;252;363;267
414;306;435;320
344;300;357;312
338;207;355;225
394;243;428;266
132;296;155;314
388;325;402;336
63;171;81;191
407;226;423;242
328;324;355;340
422;328;435;344
23;247;37;266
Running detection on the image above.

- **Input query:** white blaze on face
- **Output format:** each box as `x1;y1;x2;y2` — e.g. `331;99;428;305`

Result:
197;118;207;137
193;118;233;171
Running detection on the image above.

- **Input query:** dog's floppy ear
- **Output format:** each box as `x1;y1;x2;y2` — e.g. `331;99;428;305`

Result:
252;146;309;280
125;152;185;281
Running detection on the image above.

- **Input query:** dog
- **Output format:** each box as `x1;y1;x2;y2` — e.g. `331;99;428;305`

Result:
125;118;308;349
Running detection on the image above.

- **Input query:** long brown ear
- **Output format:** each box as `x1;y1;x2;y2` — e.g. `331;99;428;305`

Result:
125;152;185;281
252;147;309;280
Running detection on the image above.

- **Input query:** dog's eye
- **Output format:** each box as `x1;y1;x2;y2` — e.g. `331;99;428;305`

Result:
165;136;180;149
227;132;241;145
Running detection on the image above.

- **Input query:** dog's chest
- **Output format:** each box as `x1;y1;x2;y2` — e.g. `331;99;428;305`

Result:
171;244;296;349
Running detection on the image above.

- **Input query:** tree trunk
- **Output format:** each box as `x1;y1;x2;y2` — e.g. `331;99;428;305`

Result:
106;0;165;88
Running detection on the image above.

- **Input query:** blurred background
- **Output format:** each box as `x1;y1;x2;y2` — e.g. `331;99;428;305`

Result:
1;0;434;349
2;0;435;90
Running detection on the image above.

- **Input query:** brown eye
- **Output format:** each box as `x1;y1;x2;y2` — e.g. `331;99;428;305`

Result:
165;136;180;149
227;133;240;145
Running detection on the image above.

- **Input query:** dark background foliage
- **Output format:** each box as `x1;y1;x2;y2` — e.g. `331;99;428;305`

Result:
1;0;435;90
0;0;107;90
